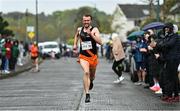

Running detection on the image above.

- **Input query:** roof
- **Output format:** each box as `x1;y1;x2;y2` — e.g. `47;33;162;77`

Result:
118;4;149;19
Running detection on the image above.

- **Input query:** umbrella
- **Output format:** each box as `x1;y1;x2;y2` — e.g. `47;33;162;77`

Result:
127;31;144;41
142;22;165;31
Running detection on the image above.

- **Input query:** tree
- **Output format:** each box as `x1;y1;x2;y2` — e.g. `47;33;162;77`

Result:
162;0;176;21
3;6;112;42
0;14;14;37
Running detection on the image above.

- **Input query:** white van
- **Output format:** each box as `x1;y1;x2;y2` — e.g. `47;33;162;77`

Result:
38;41;60;59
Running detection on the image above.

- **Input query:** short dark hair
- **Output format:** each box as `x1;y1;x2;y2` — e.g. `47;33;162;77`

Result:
83;14;92;20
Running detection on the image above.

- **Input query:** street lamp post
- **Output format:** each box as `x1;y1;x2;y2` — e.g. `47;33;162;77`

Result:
35;0;39;44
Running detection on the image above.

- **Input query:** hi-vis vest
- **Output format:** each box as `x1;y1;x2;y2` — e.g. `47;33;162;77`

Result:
31;45;38;57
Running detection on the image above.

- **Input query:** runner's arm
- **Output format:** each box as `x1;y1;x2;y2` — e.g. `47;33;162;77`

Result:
73;28;80;50
90;27;102;45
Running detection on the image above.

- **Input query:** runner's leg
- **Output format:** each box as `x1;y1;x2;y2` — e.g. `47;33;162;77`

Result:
90;67;96;81
89;67;97;90
35;58;38;70
80;59;90;94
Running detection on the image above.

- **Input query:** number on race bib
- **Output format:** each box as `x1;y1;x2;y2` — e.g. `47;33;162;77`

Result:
81;41;92;50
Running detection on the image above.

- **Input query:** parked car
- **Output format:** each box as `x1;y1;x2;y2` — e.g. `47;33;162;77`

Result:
129;55;138;82
123;46;131;72
38;41;60;59
123;44;138;82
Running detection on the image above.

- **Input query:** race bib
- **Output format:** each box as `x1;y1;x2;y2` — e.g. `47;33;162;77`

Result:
81;41;92;50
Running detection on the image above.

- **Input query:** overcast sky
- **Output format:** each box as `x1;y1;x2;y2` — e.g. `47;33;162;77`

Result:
0;0;164;15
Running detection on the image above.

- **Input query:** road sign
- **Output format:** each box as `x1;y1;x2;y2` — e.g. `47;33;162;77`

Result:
27;26;34;32
28;32;35;39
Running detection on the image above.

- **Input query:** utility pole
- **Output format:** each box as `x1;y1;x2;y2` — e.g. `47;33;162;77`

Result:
25;9;28;42
156;0;160;21
35;0;39;44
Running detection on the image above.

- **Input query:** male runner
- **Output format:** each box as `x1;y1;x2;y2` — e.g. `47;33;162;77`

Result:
73;14;102;103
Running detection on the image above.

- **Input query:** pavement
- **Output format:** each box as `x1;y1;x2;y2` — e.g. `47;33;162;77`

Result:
0;55;42;80
0;57;179;110
0;55;32;79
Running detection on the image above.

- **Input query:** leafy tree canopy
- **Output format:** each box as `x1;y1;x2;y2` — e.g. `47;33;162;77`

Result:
0;14;14;37
2;6;112;42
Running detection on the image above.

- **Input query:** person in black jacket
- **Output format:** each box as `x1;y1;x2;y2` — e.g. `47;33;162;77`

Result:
150;23;180;102
144;30;161;92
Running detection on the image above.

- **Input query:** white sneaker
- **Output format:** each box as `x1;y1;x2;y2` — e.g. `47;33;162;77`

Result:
113;79;121;84
19;63;23;66
134;81;141;85
119;76;124;82
5;70;10;74
141;82;147;86
155;88;162;94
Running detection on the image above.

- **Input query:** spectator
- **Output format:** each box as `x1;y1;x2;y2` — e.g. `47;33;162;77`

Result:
144;30;161;93
0;39;6;73
10;40;19;71
4;38;12;73
17;41;24;66
150;23;180;102
132;36;148;86
111;33;125;83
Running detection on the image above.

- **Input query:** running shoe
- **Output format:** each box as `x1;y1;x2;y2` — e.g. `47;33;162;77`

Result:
134;81;141;85
113;79;121;84
85;93;90;103
89;80;93;90
150;86;160;92
155;88;162;94
4;70;10;74
141;82;148;86
119;76;124;82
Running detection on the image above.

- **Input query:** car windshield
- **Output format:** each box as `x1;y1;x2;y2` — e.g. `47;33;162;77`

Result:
44;44;57;48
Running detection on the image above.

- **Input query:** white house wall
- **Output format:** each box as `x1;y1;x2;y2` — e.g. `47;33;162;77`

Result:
111;5;135;42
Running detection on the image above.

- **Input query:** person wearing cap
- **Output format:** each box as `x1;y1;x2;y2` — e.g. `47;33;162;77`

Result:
150;22;180;102
111;33;125;83
30;41;39;72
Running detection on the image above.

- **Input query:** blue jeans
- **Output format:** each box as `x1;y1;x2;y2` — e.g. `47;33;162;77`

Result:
5;58;9;71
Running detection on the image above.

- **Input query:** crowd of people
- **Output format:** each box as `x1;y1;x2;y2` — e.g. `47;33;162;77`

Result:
0;38;26;74
0;36;40;74
127;23;180;103
102;22;180;103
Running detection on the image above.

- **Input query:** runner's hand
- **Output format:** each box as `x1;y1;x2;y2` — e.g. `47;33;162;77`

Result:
86;29;94;37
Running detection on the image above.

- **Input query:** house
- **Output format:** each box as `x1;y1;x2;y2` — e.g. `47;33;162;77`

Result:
111;4;149;41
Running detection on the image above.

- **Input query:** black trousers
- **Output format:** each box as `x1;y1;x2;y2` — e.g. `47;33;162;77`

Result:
1;56;6;70
112;59;124;78
162;59;179;97
11;57;17;71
